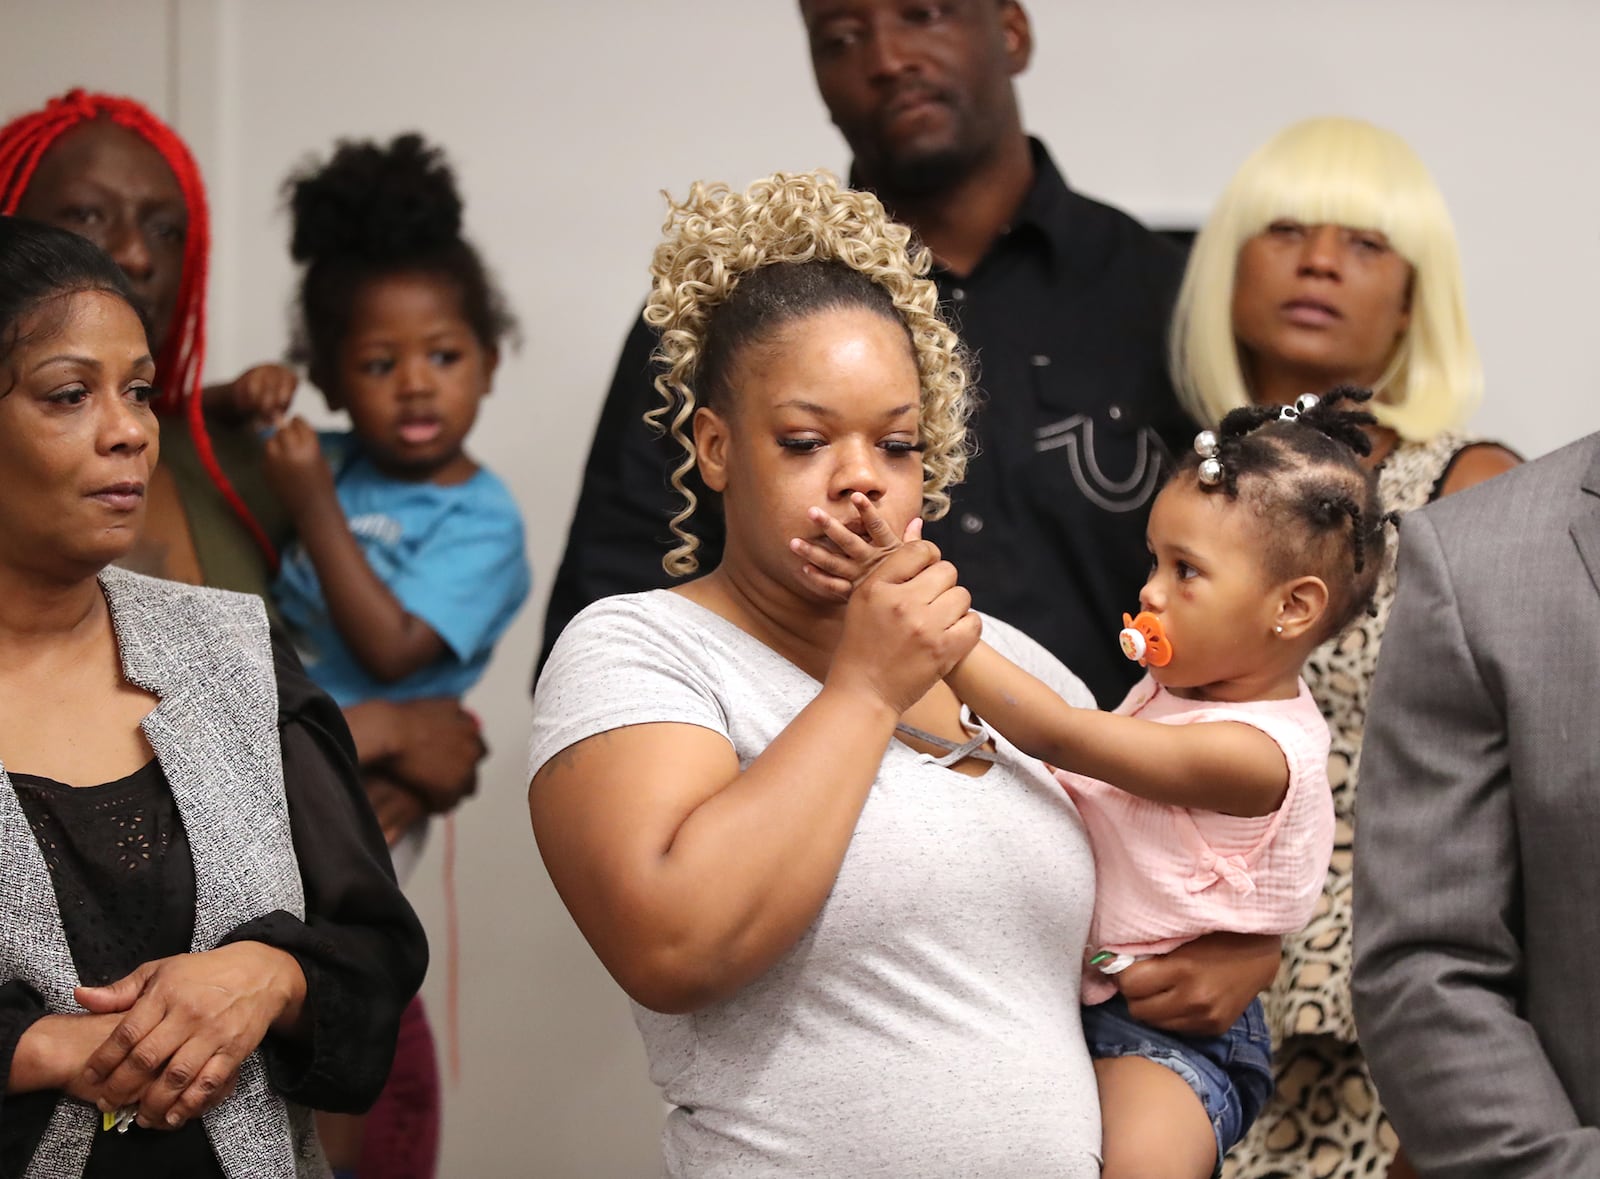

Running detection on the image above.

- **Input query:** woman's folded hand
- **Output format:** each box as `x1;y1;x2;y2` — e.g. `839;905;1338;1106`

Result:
829;536;981;717
73;941;308;1130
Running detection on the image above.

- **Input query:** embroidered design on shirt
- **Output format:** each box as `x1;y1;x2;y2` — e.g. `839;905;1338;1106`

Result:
1034;414;1162;512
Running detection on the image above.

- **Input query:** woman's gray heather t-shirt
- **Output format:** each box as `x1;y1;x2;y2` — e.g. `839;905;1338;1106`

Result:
529;591;1100;1178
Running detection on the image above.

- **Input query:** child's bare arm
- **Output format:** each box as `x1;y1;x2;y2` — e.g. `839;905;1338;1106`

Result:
263;418;446;682
1034;700;1289;818
945;645;1285;814
955;649;1288;817
944;643;1088;765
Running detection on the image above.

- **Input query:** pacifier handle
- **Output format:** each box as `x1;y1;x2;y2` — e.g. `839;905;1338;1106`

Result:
1118;621;1149;662
1117;610;1173;668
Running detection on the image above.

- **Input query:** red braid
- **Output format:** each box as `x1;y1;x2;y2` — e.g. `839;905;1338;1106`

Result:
0;89;277;568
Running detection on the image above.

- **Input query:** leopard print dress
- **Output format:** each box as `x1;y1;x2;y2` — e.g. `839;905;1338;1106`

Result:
1225;433;1478;1179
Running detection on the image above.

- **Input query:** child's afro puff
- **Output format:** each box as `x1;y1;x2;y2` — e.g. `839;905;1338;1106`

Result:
288;133;462;265
284;132;515;390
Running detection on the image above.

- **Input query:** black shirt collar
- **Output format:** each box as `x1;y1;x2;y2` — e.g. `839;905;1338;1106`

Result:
1012;137;1074;266
849;136;1073;273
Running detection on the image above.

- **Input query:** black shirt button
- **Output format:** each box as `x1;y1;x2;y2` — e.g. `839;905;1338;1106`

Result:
1108;404;1124;421
951;287;966;303
1031;354;1051;368
960;513;984;534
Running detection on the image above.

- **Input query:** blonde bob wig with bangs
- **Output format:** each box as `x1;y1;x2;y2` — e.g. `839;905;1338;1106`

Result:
1171;117;1482;441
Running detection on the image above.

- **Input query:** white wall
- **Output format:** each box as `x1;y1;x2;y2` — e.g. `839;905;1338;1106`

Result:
0;0;171;112
6;2;1599;1175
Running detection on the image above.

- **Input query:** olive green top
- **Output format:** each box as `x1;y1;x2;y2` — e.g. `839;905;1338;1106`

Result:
160;411;294;607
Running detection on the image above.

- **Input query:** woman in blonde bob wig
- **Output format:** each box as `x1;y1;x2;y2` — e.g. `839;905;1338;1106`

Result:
1175;119;1518;1179
529;172;1279;1178
1172;115;1479;440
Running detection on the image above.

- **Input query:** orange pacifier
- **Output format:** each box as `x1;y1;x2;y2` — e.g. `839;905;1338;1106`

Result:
1118;611;1173;668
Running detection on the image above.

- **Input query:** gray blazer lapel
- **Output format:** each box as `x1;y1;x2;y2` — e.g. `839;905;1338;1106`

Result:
1570;441;1600;598
93;568;318;1178
98;567;305;951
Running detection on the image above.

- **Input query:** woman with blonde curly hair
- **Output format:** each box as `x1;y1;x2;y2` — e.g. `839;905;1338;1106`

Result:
1172;117;1518;1179
528;172;1278;1176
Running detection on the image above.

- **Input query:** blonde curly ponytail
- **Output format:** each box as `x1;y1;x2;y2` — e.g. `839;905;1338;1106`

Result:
642;171;972;577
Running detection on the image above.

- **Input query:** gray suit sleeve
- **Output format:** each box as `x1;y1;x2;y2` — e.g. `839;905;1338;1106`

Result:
1352;511;1600;1177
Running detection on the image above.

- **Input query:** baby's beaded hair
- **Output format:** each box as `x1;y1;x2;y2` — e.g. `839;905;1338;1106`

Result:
1175;386;1397;640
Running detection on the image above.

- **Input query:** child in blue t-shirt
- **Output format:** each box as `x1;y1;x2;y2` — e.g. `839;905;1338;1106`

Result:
273;430;527;711
262;132;529;880
261;131;528;1179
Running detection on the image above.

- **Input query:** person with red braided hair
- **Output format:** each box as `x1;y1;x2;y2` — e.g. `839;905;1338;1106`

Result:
0;88;297;587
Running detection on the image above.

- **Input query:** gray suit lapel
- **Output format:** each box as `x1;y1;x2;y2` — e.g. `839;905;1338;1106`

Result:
1569;442;1600;598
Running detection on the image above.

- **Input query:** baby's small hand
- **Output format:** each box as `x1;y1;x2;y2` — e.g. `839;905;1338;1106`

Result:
221;363;298;426
262;416;334;520
790;493;921;601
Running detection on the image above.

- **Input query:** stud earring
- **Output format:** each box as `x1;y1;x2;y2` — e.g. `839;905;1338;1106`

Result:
1274;624;1284;635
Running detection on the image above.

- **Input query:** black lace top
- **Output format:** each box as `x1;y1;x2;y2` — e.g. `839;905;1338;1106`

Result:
11;762;194;989
0;637;429;1178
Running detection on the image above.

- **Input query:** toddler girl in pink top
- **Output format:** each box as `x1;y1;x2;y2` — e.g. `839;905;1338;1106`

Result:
793;388;1391;1179
1066;672;1331;1007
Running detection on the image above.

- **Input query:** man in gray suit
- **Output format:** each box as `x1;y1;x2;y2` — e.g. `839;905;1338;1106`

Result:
1353;432;1600;1177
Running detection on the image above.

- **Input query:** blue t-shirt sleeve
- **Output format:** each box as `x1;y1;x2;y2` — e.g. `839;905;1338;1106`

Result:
391;487;531;664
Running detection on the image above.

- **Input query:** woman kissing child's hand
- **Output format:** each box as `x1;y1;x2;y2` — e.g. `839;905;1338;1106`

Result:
790;491;921;600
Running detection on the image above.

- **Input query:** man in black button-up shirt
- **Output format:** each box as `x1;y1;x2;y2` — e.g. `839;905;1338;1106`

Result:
538;0;1193;706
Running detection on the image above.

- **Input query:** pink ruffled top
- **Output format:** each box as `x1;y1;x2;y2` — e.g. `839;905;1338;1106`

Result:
1059;674;1334;1004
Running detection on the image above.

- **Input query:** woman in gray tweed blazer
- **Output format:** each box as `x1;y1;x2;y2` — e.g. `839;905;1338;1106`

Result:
0;219;427;1177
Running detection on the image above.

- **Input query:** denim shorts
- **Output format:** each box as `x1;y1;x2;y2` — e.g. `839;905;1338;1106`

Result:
1080;993;1274;1176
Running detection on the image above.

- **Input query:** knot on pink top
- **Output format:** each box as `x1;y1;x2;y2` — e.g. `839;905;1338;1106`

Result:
1187;850;1256;897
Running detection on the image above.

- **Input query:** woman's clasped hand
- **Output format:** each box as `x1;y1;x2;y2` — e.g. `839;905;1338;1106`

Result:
71;942;306;1131
826;536;979;716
